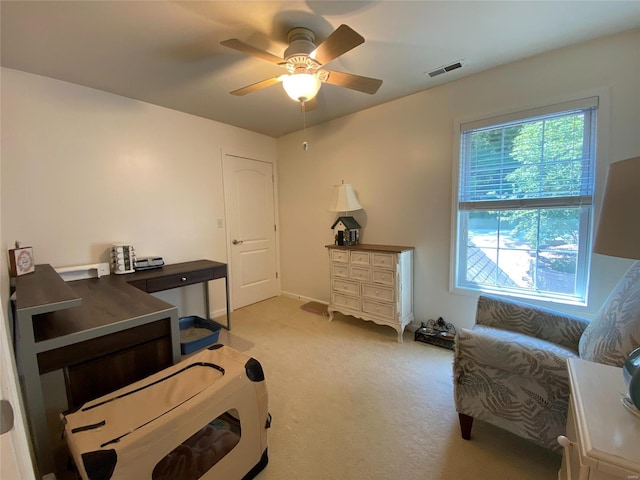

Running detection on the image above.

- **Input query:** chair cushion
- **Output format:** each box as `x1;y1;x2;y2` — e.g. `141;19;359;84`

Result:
579;262;640;366
457;325;578;385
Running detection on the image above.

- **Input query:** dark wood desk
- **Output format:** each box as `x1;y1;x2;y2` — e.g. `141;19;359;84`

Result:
13;259;229;476
125;259;231;330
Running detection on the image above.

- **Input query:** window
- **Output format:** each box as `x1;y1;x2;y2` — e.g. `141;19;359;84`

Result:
453;97;598;304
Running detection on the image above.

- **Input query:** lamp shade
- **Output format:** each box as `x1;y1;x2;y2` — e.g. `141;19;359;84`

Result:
282;74;321;102
329;183;363;213
593;156;640;260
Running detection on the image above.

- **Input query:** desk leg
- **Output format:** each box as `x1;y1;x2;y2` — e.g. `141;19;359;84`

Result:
15;313;54;476
204;280;211;327
224;275;231;330
168;308;181;364
205;278;232;330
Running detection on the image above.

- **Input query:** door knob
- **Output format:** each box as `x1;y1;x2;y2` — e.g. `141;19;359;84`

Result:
232;239;243;245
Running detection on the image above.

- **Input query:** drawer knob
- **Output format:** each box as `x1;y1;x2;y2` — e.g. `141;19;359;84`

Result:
557;435;573;448
181;277;187;282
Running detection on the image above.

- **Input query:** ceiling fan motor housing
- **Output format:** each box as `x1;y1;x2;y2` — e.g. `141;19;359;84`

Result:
284;27;317;59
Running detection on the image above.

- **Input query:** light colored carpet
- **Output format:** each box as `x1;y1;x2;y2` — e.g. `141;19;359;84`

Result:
221;296;561;480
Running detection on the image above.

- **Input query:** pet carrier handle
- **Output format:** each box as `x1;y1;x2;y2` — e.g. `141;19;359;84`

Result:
82;362;225;412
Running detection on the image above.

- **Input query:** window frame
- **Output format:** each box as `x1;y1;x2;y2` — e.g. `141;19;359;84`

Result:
450;96;601;306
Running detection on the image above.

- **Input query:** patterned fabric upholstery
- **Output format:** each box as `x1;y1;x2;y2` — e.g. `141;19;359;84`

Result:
454;262;640;452
454;325;582;452
475;295;588;351
579;262;640;366
458;325;578;383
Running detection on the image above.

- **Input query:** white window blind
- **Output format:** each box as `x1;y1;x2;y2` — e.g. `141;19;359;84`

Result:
459;97;597;211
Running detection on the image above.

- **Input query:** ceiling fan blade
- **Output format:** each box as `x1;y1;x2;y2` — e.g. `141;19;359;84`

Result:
324;70;383;94
220;38;283;65
230;77;282;96
301;97;317;112
311;24;364;65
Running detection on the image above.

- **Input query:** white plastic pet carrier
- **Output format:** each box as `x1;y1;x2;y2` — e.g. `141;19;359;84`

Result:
62;345;269;480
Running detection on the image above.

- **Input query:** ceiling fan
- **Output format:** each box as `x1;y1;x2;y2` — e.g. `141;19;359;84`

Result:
220;24;383;108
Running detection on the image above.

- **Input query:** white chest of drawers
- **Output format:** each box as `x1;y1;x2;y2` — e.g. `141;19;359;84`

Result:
326;244;414;343
558;358;640;480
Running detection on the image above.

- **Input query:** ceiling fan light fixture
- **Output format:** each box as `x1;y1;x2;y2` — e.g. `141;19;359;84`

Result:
282;73;321;102
221;25;381;103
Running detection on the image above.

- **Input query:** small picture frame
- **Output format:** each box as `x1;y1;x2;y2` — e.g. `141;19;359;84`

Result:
9;245;35;277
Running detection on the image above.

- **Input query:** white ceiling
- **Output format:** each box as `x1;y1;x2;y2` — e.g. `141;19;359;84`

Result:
2;1;640;138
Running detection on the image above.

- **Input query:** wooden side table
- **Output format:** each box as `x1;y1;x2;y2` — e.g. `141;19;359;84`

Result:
558;358;640;480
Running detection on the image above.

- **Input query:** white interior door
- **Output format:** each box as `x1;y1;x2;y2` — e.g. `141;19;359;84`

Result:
222;154;278;309
1;308;36;480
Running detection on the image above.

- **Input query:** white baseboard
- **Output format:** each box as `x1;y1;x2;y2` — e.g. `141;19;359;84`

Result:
208;293;328;319
280;292;423;333
209;307;228;320
406;321;421;333
280;291;328;306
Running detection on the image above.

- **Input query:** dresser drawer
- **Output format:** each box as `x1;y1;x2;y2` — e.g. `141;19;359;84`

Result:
332;263;349;278
350;251;370;265
145;268;214;292
362;284;395;303
331;292;360;311
372;253;395;269
350;266;370;281
372;269;395;286
362;300;395;319
332;278;360;296
330;249;349;263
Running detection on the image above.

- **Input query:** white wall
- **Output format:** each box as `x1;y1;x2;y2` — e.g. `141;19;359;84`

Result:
0;68;277;475
1;67;277;316
276;29;640;330
0;26;638;478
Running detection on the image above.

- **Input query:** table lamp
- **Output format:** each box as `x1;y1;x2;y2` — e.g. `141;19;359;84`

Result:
593;155;640;412
329;182;363;246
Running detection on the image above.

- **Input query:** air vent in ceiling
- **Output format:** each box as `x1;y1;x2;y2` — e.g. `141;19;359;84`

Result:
427;61;463;78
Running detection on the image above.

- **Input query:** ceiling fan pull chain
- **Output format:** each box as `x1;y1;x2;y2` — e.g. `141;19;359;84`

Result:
302;102;309;151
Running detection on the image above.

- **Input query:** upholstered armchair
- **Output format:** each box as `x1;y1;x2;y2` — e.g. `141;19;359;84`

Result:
453;262;640;452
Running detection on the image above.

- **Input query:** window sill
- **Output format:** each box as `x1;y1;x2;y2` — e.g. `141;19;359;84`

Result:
450;284;588;308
